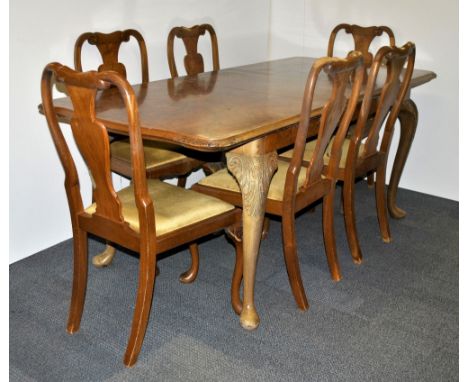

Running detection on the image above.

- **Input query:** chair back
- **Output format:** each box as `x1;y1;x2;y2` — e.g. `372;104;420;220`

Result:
327;24;395;68
351;42;416;159
167;24;220;78
74;30;149;84
284;52;365;200
41;63;155;238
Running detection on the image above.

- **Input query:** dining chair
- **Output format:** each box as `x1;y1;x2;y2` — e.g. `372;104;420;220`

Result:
41;63;243;366
192;52;365;310
74;29;204;185
164;24;228;282
75;29;205;268
281;42;416;264
167;24;225;176
327;23;395;69
167;24;220;77
327;23;396;187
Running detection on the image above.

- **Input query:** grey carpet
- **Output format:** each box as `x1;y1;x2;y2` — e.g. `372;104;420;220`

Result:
10;183;458;381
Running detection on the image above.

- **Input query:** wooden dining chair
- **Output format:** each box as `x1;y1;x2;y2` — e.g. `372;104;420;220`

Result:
327;23;395;69
167;24;225;176
281;42;416;264
163;23;226;283
74;29;204;185
75;29;206;268
327;23;396;187
192;53;365;310
167;24;220;77
41;63;243;366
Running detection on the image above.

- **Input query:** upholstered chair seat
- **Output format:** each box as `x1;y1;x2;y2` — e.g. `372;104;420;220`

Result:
86;179;234;236
280;137;366;168
197;161;310;202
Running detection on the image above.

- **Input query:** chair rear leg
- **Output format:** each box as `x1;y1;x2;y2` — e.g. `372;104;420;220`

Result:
375;165;391;243
281;212;309;310
67;228;88;334
261;217;270;240
179;243;199;284
124;249;157;367
367;171;375;188
322;190;342;281
177;176;187;188
343;177;363;264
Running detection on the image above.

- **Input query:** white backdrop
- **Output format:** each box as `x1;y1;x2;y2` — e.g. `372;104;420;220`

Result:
9;0;458;263
269;0;458;202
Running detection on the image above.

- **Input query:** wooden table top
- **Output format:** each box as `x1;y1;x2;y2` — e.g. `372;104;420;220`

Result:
51;57;436;152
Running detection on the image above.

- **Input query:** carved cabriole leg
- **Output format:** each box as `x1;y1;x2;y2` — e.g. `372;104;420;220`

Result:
226;145;278;330
179;243;199;284
387;98;418;219
92;244;116;268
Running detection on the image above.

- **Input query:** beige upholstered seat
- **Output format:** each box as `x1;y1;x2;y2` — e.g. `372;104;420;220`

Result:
280;137;366;168
197;161;309;202
86;179;235;236
111;139;189;169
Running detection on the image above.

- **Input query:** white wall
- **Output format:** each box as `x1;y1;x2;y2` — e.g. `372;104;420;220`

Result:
269;0;458;202
9;0;270;263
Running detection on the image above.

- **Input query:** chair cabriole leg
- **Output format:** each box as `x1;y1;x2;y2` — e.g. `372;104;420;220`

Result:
179;243;200;283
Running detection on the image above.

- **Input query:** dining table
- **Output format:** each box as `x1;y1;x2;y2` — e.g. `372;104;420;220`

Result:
48;56;436;330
